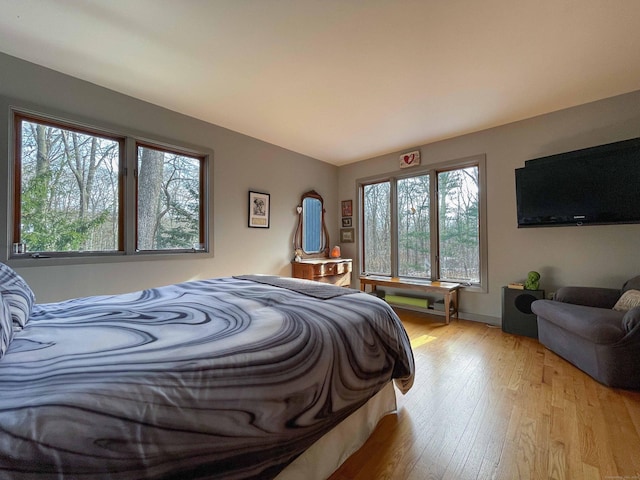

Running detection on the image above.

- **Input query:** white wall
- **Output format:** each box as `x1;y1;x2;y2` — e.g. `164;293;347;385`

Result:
338;90;640;322
3;51;639;319
0;52;338;302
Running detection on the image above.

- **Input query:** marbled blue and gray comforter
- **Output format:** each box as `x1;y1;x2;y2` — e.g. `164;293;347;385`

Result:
0;276;414;479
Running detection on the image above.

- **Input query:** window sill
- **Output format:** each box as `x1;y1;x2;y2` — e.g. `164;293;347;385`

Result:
6;250;212;268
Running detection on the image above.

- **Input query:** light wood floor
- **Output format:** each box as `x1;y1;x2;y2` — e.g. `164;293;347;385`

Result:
329;310;640;480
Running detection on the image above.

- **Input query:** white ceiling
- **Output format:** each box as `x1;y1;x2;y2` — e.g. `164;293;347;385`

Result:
1;1;640;166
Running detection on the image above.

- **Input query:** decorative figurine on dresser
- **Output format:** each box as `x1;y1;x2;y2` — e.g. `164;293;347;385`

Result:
291;190;352;287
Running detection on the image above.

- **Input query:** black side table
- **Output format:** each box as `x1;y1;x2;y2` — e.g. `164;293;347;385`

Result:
501;286;545;338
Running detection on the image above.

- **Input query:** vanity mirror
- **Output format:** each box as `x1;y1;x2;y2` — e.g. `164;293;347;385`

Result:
293;190;329;259
292;190;353;287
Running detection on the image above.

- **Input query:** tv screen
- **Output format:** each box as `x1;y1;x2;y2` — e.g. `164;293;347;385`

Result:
515;137;640;227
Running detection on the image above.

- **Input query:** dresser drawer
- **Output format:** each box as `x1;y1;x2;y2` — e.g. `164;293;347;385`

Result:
316;272;352;287
292;259;353;287
313;261;351;277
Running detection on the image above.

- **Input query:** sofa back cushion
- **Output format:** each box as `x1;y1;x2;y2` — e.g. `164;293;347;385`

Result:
622;275;640;294
531;300;625;344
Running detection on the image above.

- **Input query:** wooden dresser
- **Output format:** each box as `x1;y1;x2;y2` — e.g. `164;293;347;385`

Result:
291;258;353;287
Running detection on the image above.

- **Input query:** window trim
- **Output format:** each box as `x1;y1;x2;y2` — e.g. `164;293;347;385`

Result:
358;154;487;292
5;103;212;265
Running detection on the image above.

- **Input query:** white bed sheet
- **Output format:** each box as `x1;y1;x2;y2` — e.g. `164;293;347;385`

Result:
275;382;398;480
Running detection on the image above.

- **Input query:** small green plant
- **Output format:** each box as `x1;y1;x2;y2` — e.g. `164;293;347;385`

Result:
525;271;540;290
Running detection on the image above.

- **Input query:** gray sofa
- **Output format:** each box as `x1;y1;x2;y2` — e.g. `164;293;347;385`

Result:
531;275;640;389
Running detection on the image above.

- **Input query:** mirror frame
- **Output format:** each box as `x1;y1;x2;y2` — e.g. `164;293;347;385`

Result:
293;190;330;259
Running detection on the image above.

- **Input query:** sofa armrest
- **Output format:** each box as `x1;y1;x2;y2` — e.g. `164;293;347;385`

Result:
554;286;621;309
532;299;626;344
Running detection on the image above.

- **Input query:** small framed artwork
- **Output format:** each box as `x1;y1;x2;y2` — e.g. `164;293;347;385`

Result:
341;200;352;217
248;191;270;228
342;217;352;227
340;228;354;243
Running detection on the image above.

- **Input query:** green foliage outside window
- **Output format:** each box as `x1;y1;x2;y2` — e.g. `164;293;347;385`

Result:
15;116;204;255
362;164;480;284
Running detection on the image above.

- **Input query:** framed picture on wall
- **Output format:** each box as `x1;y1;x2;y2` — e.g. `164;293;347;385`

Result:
341;200;352;217
342;217;352;227
248;191;270;228
340;228;354;243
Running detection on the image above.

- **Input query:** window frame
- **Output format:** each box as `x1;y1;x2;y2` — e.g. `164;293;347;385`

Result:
6;105;212;265
12;112;127;256
360;179;393;277
358;154;487;292
134;141;207;254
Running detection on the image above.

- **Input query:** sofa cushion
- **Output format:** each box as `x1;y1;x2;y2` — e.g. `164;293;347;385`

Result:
554;286;621;309
623;306;640;333
531;299;626;344
613;289;640;312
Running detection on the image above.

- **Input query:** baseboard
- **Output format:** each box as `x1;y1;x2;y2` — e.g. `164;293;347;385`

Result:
460;312;501;326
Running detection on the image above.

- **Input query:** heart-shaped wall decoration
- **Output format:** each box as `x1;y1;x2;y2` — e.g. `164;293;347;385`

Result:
399;150;421;169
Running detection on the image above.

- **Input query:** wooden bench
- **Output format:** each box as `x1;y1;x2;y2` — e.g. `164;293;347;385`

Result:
359;275;462;324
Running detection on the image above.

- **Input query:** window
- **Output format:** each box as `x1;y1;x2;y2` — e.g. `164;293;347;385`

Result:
14;114;124;254
360;155;486;288
437;166;480;283
362;181;391;275
398;174;430;278
12;112;208;259
136;143;204;252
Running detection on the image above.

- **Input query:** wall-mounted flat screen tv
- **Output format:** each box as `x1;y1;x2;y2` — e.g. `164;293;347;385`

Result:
515;137;640;227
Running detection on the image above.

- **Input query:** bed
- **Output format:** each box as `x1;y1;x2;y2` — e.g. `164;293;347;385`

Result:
0;265;414;479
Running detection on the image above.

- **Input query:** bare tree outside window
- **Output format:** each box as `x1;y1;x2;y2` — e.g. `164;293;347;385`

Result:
362;182;391;274
438;167;480;283
14;113;207;258
137;145;202;251
360;162;482;285
17;117;121;253
398;175;430;278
